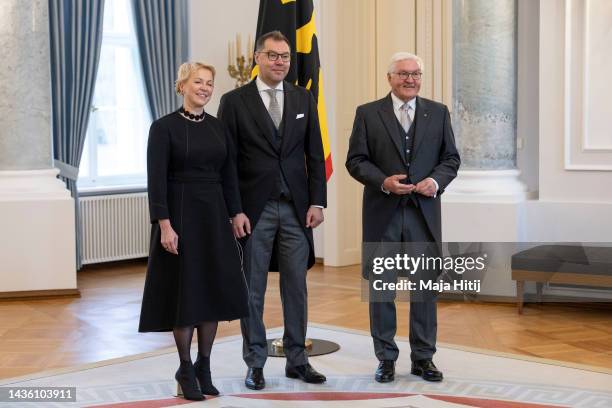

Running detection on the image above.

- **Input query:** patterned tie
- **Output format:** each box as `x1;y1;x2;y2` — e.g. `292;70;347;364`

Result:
400;102;412;133
266;89;282;129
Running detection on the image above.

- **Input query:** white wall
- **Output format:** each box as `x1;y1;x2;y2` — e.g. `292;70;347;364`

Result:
538;0;612;202
321;0;377;266
526;0;612;242
312;0;327;258
188;0;258;116
0;170;76;294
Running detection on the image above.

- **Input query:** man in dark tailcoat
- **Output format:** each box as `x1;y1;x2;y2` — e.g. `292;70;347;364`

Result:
218;31;327;390
346;52;460;383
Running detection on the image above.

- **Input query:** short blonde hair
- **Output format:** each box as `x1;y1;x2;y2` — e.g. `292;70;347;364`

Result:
175;62;216;95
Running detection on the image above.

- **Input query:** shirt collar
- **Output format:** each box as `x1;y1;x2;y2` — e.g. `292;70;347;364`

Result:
390;92;416;112
256;76;284;93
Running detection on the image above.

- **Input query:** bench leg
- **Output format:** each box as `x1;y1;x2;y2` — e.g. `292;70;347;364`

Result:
517;281;525;314
536;282;543;304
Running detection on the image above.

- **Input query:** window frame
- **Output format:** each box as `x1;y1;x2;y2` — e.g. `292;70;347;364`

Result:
77;0;152;195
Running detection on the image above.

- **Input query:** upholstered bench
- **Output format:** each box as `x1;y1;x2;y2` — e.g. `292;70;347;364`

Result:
511;245;612;314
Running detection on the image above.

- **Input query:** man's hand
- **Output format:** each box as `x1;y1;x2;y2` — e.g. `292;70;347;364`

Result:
306;206;324;228
414;178;437;197
382;174;416;195
232;213;251;238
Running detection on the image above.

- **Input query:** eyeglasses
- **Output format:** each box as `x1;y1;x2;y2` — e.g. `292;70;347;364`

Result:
393;71;423;80
259;51;291;62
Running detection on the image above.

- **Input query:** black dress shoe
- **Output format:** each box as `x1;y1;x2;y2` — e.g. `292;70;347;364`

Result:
411;359;443;382
285;363;326;383
175;361;204;401
375;360;395;383
245;367;265;390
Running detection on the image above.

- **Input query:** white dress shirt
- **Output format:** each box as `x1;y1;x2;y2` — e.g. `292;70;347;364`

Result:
382;93;439;196
256;76;284;118
390;92;416;125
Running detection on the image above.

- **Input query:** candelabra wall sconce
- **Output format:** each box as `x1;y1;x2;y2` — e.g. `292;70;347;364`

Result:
228;34;253;88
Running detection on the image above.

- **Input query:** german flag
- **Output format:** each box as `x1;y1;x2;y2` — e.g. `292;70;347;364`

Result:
253;0;333;181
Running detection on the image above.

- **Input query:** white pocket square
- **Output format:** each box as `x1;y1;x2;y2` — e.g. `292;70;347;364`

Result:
296;113;305;119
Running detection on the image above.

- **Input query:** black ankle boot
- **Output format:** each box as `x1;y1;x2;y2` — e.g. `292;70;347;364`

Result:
175;361;204;401
194;353;219;396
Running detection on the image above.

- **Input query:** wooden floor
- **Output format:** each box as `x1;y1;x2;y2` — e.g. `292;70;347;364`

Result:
1;260;611;379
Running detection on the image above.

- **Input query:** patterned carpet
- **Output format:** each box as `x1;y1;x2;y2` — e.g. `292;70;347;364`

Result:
1;325;610;407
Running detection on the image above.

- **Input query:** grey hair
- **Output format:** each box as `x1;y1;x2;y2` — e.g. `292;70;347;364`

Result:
387;52;424;74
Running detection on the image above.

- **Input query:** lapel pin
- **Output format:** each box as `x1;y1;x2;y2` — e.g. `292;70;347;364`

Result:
424;113;428;117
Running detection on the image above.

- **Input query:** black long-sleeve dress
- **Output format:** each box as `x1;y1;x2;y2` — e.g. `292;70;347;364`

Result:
139;110;249;332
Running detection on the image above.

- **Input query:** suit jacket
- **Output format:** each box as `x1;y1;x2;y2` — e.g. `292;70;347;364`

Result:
218;79;327;269
346;94;460;248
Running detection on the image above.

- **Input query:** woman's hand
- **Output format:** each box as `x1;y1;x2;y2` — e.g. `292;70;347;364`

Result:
159;219;179;255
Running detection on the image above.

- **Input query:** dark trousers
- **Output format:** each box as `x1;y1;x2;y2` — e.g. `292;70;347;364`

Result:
369;202;438;362
240;199;310;368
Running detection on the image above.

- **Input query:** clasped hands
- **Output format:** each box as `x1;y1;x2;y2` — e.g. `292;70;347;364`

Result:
231;206;324;238
383;175;436;197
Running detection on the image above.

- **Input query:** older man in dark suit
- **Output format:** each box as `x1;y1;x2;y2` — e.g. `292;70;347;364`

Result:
346;52;460;383
218;31;327;390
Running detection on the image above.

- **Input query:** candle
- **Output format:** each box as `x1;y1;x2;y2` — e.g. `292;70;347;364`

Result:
237;34;241;59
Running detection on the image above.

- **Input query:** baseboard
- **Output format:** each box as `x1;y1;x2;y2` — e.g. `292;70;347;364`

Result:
0;288;81;301
438;292;612;306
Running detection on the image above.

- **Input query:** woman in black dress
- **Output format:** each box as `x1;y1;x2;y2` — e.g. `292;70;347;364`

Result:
139;62;249;401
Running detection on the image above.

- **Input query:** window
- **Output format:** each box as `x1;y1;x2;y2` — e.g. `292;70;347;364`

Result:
78;0;152;191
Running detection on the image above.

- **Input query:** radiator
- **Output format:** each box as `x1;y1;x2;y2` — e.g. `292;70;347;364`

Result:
79;193;150;264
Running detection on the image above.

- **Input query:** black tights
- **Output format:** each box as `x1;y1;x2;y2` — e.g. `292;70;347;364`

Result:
173;321;218;363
